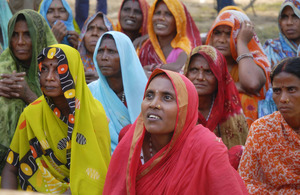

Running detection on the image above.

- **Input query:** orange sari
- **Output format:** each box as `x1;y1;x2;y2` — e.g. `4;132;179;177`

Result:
206;9;271;127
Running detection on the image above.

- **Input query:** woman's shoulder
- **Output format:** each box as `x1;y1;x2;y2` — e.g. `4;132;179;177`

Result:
23;96;45;113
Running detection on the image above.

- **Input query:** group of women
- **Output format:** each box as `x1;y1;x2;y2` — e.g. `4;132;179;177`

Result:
0;0;299;194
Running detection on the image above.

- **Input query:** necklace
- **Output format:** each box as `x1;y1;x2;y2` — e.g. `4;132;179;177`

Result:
206;95;215;121
121;91;125;103
149;135;153;157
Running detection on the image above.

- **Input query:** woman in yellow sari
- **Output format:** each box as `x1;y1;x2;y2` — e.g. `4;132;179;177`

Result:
1;44;111;194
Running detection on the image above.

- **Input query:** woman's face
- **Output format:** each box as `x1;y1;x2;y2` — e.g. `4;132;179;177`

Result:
120;0;143;32
84;16;108;54
186;55;218;97
46;0;69;27
152;1;176;37
39;57;64;99
272;72;300;122
210;25;232;58
141;75;177;137
279;6;300;45
11;20;32;65
96;38;121;78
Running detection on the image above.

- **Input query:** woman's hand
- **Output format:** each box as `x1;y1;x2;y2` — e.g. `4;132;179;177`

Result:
67;31;79;49
0;71;38;104
52;20;68;43
237;21;254;46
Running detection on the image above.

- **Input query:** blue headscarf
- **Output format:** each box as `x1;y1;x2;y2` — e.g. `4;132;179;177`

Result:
88;31;147;153
263;0;300;67
39;0;75;46
0;0;12;50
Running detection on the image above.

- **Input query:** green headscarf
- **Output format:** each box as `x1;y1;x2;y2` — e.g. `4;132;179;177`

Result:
0;9;57;174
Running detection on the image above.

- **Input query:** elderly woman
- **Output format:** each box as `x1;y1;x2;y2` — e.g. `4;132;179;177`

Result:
78;12;113;84
264;0;300;68
103;69;247;194
88;31;147;153
239;57;300;194
1;44;111;194
206;8;271;127
0;10;57;175
185;45;248;169
39;0;80;48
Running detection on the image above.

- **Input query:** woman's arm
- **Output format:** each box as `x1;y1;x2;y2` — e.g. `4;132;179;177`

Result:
1;163;18;189
236;21;266;95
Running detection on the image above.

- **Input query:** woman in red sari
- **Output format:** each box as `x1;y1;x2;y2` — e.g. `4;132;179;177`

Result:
103;69;247;194
184;45;248;169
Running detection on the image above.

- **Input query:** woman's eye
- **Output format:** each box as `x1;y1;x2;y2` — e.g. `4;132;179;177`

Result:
213;30;220;35
288;87;296;93
164;94;173;101
145;92;154;99
273;88;280;94
205;69;213;74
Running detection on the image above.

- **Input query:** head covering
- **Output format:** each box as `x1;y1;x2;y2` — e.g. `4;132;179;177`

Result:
7;44;111;193
103;69;248;194
206;8;271;126
88;31;148;153
0;10;57;173
39;0;80;46
78;12;113;71
0;0;13;50
264;0;300;67
184;45;248;149
140;0;191;65
116;0;149;37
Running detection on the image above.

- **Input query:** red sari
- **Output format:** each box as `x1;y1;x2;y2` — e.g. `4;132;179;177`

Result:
103;69;247;194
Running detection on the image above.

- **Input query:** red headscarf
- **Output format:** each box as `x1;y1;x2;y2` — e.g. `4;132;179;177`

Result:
103;69;247;194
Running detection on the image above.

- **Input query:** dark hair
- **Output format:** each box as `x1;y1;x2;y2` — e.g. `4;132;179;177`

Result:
271;57;300;83
16;14;26;22
101;33;114;41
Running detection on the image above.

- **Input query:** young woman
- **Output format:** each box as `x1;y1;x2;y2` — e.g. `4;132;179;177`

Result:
103;69;248;194
1;44;111;194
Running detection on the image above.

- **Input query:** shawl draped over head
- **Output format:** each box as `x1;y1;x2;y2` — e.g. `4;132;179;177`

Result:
206;9;271;127
139;0;192;66
78;12;113;72
264;0;300;68
6;44;111;194
184;45;248;149
39;0;80;46
239;111;300;194
0;0;13;50
88;31;147;153
116;0;149;37
0;9;57;173
103;69;248;195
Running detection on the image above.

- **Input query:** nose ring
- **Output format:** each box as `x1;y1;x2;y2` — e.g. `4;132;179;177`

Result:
203;78;206;81
51;77;55;81
156;105;161;109
286;99;289;103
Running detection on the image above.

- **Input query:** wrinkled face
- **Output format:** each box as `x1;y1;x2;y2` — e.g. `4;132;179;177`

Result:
11;20;32;65
46;0;69;27
84;16;108;54
96;38;121;78
152;1;176;37
120;0;143;32
210;25;232;58
272;72;300;122
39;57;64;99
141;75;177;137
279;6;300;45
186;55;218;97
